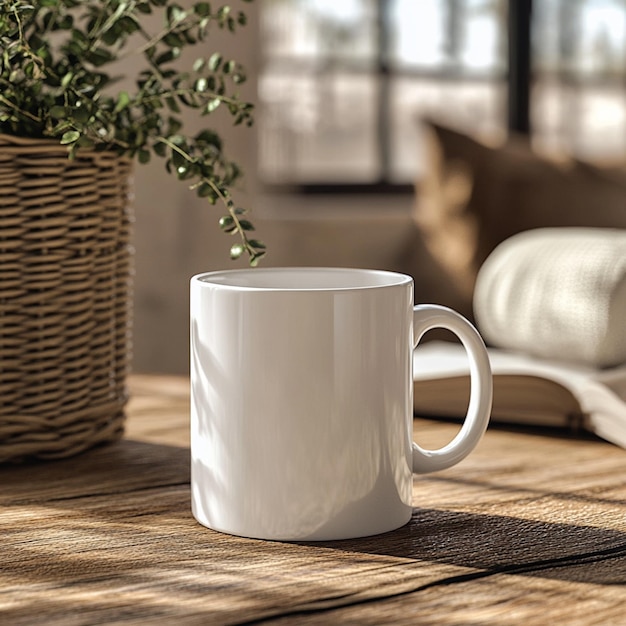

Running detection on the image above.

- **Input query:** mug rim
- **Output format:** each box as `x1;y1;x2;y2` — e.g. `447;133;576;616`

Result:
191;267;413;292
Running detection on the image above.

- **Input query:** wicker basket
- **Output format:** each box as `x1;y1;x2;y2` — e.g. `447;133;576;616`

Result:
0;134;134;462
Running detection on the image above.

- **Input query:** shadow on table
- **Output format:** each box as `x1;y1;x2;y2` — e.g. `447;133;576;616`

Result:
310;505;626;587
4;437;624;590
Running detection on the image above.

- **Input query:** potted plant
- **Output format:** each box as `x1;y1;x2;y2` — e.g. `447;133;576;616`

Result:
1;0;263;261
0;0;261;462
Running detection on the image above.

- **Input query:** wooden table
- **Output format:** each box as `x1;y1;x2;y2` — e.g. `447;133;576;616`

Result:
2;375;625;625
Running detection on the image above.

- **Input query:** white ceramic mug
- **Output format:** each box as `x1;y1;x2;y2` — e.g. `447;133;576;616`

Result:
190;268;492;541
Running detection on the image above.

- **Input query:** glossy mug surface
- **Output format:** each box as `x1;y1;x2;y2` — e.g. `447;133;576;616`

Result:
190;268;492;541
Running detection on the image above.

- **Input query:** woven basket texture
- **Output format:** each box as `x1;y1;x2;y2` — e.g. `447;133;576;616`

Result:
0;134;133;462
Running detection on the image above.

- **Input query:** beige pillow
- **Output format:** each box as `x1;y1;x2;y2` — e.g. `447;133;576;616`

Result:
474;228;626;367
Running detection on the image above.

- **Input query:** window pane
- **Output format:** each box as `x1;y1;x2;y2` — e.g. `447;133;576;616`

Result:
261;0;377;65
533;82;626;159
533;0;626;160
389;78;506;181
390;0;505;73
535;0;626;74
461;0;506;72
389;0;447;68
259;73;379;184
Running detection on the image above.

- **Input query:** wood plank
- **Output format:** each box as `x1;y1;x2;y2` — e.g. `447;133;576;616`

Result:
1;375;625;625
0;484;470;624
274;573;626;625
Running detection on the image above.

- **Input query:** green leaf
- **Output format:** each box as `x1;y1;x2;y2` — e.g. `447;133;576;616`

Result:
57;15;74;30
73;106;90;124
164;33;184;47
217;5;231;21
249;251;266;267
205;98;221;113
197;182;213;197
155;48;181;65
167;5;187;24
230;243;244;260
61;72;73;88
113;91;131;113
168;134;186;146
238;219;254;231
76;135;95;149
87;48;116;67
171;149;187;168
196;129;221;148
60;130;80;144
153;141;167;157
247;239;266;250
167;117;183;134
119;16;141;34
195;77;208;92
195;2;211;17
208;52;222;71
219;215;235;231
49;105;66;120
165;96;181;113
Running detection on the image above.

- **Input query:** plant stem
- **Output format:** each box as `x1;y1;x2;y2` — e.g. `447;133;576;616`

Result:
156;134;253;252
0;95;41;122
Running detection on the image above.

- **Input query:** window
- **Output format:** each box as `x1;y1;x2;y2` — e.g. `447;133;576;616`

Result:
258;0;626;188
533;0;626;160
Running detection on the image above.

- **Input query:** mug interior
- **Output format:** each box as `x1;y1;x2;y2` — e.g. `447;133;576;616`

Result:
195;267;412;291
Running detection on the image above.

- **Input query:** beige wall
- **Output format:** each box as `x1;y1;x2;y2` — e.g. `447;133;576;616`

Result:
131;2;414;374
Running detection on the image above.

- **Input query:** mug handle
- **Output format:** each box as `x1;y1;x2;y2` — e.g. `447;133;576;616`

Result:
412;305;493;474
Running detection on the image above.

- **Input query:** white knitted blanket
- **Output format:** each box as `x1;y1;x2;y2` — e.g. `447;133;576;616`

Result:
473;228;626;368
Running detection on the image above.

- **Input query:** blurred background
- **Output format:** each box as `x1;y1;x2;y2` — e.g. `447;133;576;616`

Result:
132;0;626;374
259;0;626;179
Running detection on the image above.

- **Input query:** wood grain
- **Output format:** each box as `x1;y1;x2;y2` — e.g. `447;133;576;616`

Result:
1;374;625;625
